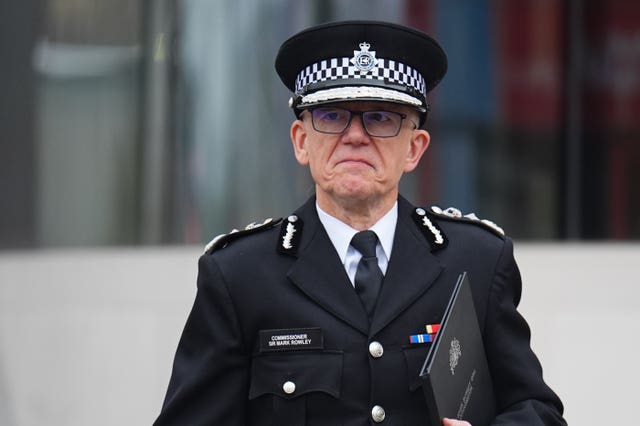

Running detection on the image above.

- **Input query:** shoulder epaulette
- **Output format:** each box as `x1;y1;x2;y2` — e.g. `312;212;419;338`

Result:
428;206;505;238
204;217;282;254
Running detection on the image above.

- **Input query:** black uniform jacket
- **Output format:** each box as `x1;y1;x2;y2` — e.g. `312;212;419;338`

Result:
155;196;566;426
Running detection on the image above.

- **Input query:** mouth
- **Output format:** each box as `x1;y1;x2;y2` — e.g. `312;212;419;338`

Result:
336;158;374;168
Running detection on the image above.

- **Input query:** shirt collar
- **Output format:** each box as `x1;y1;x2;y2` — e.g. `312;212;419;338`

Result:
316;201;397;264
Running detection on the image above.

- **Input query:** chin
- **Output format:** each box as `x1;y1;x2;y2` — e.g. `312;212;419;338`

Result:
334;181;379;202
318;174;387;203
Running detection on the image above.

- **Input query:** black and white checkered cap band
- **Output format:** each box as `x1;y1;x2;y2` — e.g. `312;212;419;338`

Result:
295;57;427;99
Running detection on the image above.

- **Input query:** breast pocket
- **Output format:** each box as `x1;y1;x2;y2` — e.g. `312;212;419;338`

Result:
403;345;432;392
249;351;343;425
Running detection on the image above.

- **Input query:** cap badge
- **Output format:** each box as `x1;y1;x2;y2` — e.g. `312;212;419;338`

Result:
350;42;378;73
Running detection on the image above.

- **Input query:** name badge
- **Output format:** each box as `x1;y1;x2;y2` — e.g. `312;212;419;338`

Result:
259;327;324;352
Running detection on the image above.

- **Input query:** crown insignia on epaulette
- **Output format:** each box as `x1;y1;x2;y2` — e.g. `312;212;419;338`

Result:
204;217;280;254
430;206;505;237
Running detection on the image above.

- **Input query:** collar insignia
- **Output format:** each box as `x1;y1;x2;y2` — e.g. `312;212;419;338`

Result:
277;214;304;256
350;42;378;73
412;207;448;251
282;221;296;249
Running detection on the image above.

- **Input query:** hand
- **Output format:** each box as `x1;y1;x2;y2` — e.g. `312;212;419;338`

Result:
442;418;471;426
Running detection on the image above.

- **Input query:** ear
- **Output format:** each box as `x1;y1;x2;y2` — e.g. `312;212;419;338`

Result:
290;119;310;165
403;129;430;172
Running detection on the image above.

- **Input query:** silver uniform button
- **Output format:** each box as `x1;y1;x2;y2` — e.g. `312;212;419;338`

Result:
371;405;386;423
282;381;296;395
369;341;384;358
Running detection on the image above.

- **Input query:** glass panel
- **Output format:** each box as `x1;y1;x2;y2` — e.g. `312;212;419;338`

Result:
34;0;143;246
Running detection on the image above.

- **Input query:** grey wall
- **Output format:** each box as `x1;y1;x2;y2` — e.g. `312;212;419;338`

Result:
0;244;638;425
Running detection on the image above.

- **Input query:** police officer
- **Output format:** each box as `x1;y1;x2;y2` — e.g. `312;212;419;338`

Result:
154;21;567;426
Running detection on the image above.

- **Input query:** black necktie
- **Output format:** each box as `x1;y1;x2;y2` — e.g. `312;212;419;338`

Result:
350;230;384;320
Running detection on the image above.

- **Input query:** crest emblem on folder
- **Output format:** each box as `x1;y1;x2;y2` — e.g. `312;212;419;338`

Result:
449;338;462;375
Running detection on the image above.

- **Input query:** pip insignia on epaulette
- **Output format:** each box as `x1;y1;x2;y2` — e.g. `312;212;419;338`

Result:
412;207;448;251
429;206;505;238
204;217;282;254
277;214;304;256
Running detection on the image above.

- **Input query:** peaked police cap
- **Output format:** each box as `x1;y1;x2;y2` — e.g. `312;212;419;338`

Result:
275;20;447;116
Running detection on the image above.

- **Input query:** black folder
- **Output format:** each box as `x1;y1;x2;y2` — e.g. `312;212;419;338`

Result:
420;272;496;426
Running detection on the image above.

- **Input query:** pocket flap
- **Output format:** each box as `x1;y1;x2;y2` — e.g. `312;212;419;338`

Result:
249;351;342;400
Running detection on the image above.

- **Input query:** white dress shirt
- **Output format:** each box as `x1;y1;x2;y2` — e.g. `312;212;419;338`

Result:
316;202;397;286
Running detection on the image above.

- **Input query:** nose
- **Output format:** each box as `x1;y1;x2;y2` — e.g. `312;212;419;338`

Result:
341;113;371;143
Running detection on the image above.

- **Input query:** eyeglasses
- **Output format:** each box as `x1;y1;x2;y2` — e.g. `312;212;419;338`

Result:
307;107;416;138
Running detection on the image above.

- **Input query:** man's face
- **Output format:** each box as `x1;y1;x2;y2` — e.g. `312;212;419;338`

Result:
290;101;430;209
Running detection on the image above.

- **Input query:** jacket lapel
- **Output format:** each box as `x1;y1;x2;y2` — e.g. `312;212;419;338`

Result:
285;197;444;337
286;199;370;335
370;198;444;336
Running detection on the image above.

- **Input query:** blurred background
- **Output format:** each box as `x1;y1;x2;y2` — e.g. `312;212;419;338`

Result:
0;0;639;425
2;0;639;248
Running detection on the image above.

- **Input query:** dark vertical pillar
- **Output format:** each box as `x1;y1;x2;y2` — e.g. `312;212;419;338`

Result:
562;0;585;239
0;0;43;248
